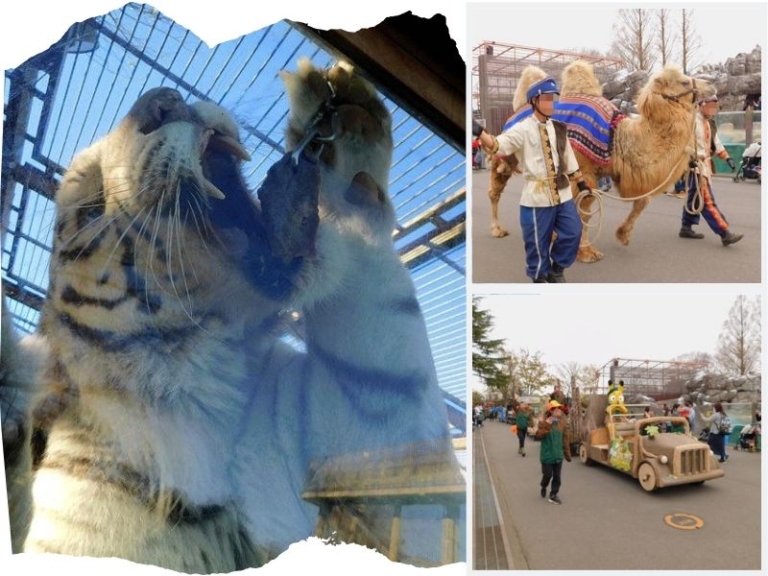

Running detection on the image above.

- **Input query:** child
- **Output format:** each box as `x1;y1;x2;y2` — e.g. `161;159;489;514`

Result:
473;77;590;283
535;400;572;504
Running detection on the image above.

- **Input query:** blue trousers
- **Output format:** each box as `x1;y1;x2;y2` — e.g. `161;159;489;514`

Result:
681;173;729;236
520;200;582;280
708;432;728;460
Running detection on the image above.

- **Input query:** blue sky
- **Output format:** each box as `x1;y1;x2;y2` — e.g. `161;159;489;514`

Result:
1;3;467;402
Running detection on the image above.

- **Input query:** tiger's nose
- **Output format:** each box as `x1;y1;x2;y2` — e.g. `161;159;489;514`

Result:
128;87;194;134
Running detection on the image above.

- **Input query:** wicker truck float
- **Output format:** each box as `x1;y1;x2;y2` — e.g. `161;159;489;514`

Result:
579;388;724;492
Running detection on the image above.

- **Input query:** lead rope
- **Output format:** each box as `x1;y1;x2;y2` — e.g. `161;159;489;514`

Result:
574;92;702;249
683;113;706;217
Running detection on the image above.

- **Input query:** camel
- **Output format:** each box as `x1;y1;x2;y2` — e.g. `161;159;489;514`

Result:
488;61;710;263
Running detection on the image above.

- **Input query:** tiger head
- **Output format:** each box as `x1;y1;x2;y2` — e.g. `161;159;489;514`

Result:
49;87;304;334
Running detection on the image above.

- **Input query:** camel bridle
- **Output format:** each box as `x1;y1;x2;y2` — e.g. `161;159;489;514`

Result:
658;77;699;104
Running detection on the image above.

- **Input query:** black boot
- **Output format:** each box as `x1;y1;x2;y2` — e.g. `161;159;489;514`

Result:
679;226;704;239
547;263;566;283
532;276;548;283
721;230;744;246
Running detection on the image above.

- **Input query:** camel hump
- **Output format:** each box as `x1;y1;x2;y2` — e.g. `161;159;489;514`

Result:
561;60;602;97
513;65;548;112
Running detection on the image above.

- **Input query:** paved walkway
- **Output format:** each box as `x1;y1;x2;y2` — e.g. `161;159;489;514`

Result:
472;424;511;570
474;418;762;570
472;170;761;283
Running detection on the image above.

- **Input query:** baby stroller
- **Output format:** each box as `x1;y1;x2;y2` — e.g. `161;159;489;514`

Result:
733;141;761;184
734;423;760;451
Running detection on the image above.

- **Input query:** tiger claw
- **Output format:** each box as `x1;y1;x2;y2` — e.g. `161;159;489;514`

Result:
290;84;339;166
290;126;322;166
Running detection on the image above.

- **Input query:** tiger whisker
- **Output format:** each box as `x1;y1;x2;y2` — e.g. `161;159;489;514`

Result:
168;188;195;317
97;205;149;280
146;201;169;304
176;202;201;292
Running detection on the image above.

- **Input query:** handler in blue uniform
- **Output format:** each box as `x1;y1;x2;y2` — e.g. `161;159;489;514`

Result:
473;77;590;283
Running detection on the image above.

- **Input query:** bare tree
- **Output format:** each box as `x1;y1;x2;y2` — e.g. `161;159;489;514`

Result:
656;9;676;67
508;348;556;399
680;9;703;74
715;295;761;375
611;8;657;71
673;351;715;372
554;361;600;396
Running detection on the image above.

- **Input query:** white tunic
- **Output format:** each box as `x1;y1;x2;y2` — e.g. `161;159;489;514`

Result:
494;115;581;207
694;111;728;180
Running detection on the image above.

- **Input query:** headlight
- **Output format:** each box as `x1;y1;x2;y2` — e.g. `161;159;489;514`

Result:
660;455;668;464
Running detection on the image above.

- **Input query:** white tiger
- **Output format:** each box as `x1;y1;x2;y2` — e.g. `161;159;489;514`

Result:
1;58;460;571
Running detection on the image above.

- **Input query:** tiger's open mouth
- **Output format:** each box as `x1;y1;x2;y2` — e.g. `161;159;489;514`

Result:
123;88;319;298
125;88;252;211
196;125;252;200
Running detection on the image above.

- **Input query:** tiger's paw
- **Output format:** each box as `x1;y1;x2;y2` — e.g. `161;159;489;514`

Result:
1;395;28;468
281;59;394;237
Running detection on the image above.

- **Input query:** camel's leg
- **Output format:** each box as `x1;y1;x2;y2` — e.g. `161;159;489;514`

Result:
616;197;651;246
488;156;512;238
574;192;603;263
572;169;604;263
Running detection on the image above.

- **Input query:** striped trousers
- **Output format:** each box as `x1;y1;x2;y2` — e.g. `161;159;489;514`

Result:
681;173;730;236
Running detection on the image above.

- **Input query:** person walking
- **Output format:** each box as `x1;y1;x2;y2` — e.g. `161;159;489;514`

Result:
701;402;730;462
515;403;531;456
678;91;743;245
473;77;590;283
535;400;572;504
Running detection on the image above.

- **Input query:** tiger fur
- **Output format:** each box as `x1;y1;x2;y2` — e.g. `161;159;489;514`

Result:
1;59;459;571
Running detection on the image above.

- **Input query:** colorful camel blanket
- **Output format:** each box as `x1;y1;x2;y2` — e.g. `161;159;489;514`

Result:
502;94;626;168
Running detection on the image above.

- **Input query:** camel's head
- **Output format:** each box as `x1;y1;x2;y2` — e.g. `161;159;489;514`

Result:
560;60;603;97
636;65;712;116
513;65;548;112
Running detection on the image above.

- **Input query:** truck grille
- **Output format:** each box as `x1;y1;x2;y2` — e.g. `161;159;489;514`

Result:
677;446;709;475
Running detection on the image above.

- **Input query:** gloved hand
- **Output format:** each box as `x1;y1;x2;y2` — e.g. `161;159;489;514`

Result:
472;120;485;138
726;157;736;171
577;180;591;193
688;157;698;169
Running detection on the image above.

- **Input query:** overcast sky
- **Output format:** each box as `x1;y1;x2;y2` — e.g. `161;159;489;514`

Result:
474;291;761;378
468;2;766;69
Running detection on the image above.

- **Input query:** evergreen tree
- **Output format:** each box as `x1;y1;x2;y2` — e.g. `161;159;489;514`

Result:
471;297;508;394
